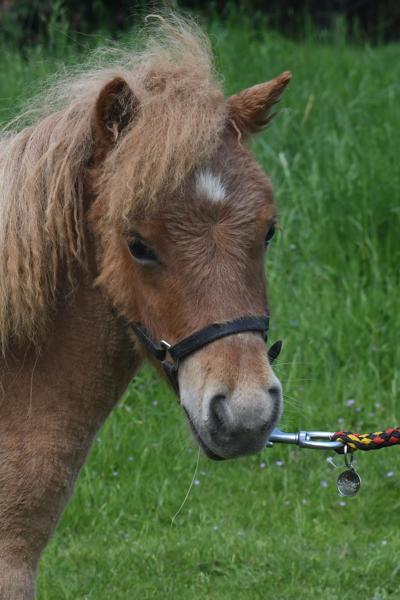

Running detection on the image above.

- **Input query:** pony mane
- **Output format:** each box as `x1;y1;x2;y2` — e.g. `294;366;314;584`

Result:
0;16;227;350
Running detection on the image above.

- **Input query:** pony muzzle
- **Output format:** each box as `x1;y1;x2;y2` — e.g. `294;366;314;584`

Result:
178;338;283;460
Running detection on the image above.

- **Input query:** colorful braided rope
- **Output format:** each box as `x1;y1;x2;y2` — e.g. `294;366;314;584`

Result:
332;428;400;451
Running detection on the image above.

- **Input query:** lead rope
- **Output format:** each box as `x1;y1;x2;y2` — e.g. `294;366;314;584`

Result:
332;427;400;452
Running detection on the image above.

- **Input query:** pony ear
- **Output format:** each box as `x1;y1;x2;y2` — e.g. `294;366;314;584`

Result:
93;77;139;149
227;71;291;137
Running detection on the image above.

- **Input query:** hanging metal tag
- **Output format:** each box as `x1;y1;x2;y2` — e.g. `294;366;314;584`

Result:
337;469;361;496
337;446;361;497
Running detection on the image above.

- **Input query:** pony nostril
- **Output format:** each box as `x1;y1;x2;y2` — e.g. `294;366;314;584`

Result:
268;385;281;405
209;393;228;431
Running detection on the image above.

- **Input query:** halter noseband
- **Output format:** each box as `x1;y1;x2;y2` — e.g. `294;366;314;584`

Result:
132;315;281;394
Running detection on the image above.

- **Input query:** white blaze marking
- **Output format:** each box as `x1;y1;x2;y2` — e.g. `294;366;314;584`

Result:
195;169;226;203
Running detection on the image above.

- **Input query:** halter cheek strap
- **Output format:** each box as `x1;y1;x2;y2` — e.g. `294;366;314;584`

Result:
132;315;281;395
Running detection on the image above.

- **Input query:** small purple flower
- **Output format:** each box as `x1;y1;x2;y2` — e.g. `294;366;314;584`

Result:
346;399;356;407
302;498;309;505
128;456;134;462
259;462;266;469
320;480;328;488
213;525;219;532
338;500;346;507
193;479;200;486
386;471;394;478
275;459;285;467
112;470;119;477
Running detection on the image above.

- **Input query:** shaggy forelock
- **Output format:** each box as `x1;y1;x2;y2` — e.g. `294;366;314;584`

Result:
0;16;227;350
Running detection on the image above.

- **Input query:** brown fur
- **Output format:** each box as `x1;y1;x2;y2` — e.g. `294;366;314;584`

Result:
0;265;139;599
0;15;290;599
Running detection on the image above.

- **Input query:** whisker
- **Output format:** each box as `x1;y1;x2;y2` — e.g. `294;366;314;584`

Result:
171;446;201;525
281;392;304;411
274;361;318;367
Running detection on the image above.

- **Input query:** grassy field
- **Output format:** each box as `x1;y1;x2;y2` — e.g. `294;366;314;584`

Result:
1;14;400;600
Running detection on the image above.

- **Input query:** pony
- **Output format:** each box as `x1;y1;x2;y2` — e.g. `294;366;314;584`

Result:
0;16;290;599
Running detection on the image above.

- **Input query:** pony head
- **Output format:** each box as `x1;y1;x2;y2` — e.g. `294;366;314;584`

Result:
90;21;290;459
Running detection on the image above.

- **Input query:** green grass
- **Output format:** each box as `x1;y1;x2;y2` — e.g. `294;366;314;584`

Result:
2;16;400;600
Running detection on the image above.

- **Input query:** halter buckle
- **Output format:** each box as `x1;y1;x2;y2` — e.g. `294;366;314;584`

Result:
160;340;172;351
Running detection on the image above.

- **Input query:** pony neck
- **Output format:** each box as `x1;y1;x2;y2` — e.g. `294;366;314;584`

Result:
0;267;139;579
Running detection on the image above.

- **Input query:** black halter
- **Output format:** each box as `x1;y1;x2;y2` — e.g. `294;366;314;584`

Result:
132;315;282;394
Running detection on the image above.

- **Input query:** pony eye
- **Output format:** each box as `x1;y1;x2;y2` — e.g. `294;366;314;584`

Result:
265;224;276;246
128;239;157;263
